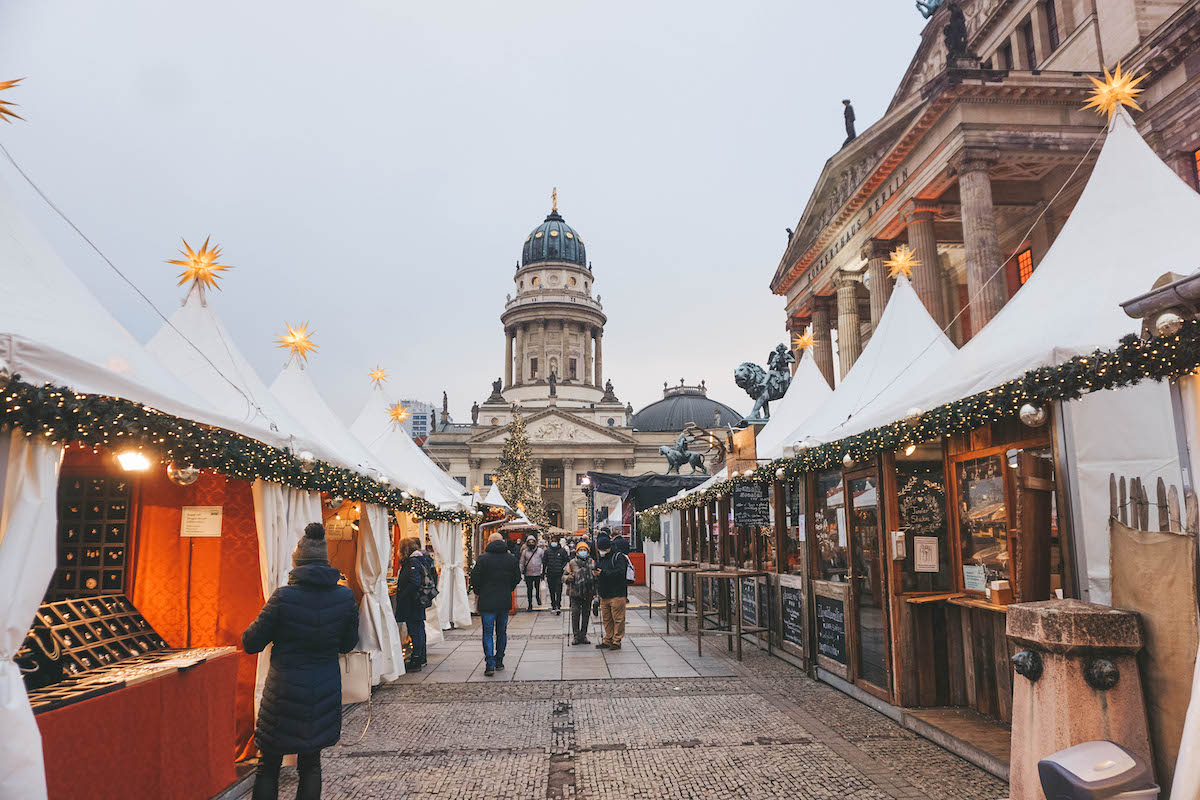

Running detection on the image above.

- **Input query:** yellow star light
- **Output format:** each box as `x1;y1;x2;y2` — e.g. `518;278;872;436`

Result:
884;244;920;280
275;322;318;363
1083;62;1147;119
369;365;389;385
792;330;815;352
387;403;411;424
0;78;24;123
168;237;232;291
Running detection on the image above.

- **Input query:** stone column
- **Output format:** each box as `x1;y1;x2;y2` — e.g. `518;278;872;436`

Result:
536;321;547;381
941;263;962;345
582;325;593;386
514;324;525;384
594;329;604;388
904;201;947;326
504;327;513;388
810;299;835;388
834;271;862;379
861;239;893;329
953;149;1007;330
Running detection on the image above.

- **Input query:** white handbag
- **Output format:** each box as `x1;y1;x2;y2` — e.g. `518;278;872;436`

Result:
340;650;371;705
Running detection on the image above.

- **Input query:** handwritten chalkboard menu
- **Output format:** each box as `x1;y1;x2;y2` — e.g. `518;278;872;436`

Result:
733;483;772;527
780;581;805;649
815;594;847;664
740;576;758;626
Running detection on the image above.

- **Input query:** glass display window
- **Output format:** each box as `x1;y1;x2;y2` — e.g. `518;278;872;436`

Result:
814;470;848;582
955;453;1010;589
782;478;806;575
895;443;952;593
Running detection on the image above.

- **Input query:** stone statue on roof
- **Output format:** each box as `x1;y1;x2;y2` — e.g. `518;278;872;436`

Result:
915;0;944;19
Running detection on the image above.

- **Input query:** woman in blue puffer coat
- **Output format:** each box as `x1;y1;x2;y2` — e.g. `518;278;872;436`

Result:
243;522;359;800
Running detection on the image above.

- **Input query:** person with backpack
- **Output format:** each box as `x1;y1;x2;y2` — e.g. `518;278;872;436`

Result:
394;537;429;672
518;535;546;611
562;542;597;644
542;537;570;615
469;532;521;676
593;533;632;650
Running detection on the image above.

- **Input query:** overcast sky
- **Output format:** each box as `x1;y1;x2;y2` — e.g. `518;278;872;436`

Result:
0;1;925;424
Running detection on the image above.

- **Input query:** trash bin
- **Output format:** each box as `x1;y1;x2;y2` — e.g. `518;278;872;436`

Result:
1039;741;1159;799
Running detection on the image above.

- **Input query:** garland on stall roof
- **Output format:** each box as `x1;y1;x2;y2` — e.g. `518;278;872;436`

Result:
647;322;1200;514
0;377;480;524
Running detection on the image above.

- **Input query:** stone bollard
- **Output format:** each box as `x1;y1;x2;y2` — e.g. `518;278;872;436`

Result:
1007;599;1152;800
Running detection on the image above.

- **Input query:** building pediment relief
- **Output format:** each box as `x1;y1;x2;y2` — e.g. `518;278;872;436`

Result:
466;408;635;446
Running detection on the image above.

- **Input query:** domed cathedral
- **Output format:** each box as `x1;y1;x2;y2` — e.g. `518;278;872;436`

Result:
426;192;741;531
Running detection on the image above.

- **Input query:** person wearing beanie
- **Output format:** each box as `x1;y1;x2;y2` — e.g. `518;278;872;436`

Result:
394;537;428;672
542;536;570;615
562;543;597;644
242;521;359;800
518;534;547;611
469;532;521;676
593;532;632;649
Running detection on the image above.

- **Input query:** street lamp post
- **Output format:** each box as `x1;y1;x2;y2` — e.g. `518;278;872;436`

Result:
580;475;595;550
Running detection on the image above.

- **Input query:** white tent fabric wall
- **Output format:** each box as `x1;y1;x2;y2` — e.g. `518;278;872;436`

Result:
0;432;62;800
753;352;834;460
356;505;405;684
249;480;323;715
774;277;957;457
817;109;1200;444
1169;374;1200;798
418;522;445;646
429;521;472;629
1059;381;1185;604
145;291;334;466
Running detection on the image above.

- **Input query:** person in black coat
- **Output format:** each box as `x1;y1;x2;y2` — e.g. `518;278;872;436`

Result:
242;522;359;800
469;532;520;676
542;539;570;614
393;537;427;672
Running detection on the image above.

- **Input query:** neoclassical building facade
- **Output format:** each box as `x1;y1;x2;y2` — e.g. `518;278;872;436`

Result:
772;0;1200;382
426;198;742;530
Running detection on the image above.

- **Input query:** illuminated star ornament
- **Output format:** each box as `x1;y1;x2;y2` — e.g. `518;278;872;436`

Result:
387;403;411;425
1083;62;1147;118
369;365;389;386
792;329;815;352
275;322;318;363
884;244;920;280
0;78;24;123
169;237;232;291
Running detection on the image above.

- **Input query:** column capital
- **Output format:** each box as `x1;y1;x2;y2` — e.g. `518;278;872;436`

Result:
833;269;861;291
592;458;607;471
902;198;941;224
623;458;637;471
950;147;1000;175
562;457;575;471
860;238;893;261
468;457;482;470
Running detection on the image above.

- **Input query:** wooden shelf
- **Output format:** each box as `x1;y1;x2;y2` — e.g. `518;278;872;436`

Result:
904;592;966;605
948;595;1009;613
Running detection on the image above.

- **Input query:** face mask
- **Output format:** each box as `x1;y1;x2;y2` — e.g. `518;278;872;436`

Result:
550;542;559;548
599;548;610;555
577;552;588;561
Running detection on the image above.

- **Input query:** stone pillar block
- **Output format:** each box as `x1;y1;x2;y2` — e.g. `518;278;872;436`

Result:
904;202;947;326
834;270;862;379
953;148;1008;330
1007;599;1151;800
811;299;835;389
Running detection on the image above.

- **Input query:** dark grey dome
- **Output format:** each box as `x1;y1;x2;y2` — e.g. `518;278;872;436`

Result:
522;210;587;267
633;383;742;432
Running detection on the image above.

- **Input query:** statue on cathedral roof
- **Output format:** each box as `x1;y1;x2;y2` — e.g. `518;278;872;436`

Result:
915;0;944;19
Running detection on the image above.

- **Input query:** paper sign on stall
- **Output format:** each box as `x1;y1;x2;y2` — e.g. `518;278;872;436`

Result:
180;506;223;537
914;536;939;573
962;563;987;591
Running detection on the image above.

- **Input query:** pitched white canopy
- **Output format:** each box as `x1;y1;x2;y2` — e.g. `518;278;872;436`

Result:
481;483;514;512
350;385;471;511
828;108;1199;439
775;276;957;455
145;290;332;462
753;350;834;460
0;173;286;447
269;357;391;480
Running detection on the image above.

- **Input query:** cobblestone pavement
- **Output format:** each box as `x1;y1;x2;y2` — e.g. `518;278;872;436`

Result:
255;590;1009;799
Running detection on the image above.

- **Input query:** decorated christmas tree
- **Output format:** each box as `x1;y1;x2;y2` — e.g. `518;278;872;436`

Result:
494;409;548;526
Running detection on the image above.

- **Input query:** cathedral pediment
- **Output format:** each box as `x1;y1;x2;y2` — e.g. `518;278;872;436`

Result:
467;408;635;446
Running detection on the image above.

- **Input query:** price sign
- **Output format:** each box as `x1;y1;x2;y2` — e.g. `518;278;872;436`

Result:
740;576;758;626
733;483;772;527
815;594;847;664
780;577;805;648
180;506;222;538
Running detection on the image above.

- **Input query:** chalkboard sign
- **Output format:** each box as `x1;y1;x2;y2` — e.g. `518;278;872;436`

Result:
780;581;805;649
740;576;758;626
815;594;848;665
733;483;772;527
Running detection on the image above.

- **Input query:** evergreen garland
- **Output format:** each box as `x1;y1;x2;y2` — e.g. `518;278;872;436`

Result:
648;322;1200;513
0;376;478;524
493;408;548;526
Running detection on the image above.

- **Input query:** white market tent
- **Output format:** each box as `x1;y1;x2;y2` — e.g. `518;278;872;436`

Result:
269;357;406;684
773;276;958;457
481;482;515;512
753;350;835;460
350;384;472;629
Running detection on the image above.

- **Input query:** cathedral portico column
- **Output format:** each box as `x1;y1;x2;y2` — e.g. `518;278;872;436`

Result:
514;324;525;384
504;327;513;388
594;329;604;388
904;201;947;326
811;298;835;388
536;320;547;380
952;149;1007;329
861;239;893;329
834;270;862;379
582;325;593;386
